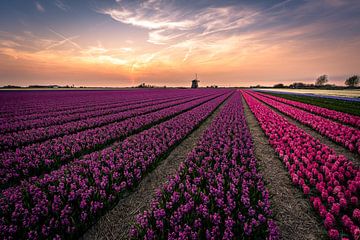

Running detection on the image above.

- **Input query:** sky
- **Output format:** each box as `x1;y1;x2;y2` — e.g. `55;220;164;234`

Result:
0;0;359;87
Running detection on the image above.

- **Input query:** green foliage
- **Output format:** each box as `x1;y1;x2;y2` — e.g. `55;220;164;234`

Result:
315;75;328;86
345;75;359;87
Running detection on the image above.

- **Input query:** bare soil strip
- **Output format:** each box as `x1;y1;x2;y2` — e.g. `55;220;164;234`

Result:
82;99;228;240
242;97;327;240
254;96;360;166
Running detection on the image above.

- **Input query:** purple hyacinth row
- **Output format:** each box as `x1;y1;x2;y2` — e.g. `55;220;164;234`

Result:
0;93;212;150
2;91;195;126
255;91;360;128
0;92;203;133
242;91;360;240
247;91;360;154
0;92;227;188
0;89;198;118
131;92;279;240
0;90;143;117
0;91;231;240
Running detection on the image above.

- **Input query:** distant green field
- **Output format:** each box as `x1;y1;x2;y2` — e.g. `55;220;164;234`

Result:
263;92;360;116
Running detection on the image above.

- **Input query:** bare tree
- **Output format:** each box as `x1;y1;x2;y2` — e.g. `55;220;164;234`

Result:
345;75;359;87
315;75;328;86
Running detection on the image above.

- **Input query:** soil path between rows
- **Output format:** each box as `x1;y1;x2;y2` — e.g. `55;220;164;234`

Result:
82;99;228;240
252;94;360;167
242;97;327;240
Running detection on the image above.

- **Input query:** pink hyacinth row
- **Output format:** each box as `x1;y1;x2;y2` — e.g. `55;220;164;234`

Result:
242;91;360;240
131;92;279;240
0;92;232;239
256;91;360;128
0;92;228;188
247;91;360;155
0;92;213;150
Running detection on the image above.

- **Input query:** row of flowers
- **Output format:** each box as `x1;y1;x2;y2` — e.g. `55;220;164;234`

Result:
242;91;360;240
0;89;202;119
131;92;279;240
0;92;202;133
255;91;360;128
0;90;143;118
0;93;212;150
1;91;153;123
0;91;231;239
0;93;227;189
247;91;360;155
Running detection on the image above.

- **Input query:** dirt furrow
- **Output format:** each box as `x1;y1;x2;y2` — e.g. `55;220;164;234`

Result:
242;96;327;240
82;99;228;240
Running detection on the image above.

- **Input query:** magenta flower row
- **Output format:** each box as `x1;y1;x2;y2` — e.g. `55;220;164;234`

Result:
242;91;359;240
0;90;143;118
256;91;360;128
0;92;202;134
0;92;231;239
0;93;212;150
1;91;194;124
131;92;279;240
0;89;187;118
0;92;227;188
247;91;360;155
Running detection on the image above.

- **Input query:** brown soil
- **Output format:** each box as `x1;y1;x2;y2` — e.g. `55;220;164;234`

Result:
242;97;327;240
82;100;228;240
253;96;360;167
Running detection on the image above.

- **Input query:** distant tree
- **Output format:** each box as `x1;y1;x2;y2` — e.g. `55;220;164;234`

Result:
345;75;359;87
273;83;285;88
316;75;328;86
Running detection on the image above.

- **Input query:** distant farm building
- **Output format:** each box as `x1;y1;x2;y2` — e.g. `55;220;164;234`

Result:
191;74;199;88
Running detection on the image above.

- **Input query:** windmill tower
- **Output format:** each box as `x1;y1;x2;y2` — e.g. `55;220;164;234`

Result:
191;73;199;88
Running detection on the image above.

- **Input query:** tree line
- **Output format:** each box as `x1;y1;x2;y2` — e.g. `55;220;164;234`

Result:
273;75;359;89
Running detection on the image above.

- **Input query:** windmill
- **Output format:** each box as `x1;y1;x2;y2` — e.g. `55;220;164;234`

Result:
191;73;199;88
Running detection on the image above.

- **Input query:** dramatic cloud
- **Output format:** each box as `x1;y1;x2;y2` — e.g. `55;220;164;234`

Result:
0;0;359;87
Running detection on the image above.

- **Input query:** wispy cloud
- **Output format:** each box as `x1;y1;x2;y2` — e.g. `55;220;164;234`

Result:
1;0;360;87
35;1;45;12
54;0;70;12
101;2;256;45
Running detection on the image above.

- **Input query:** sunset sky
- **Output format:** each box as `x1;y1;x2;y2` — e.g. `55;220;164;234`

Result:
0;0;359;87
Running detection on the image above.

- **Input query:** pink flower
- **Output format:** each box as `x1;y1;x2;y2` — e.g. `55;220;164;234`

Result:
353;209;360;221
303;185;310;195
331;203;341;216
324;213;335;229
339;198;347;209
328;229;339;239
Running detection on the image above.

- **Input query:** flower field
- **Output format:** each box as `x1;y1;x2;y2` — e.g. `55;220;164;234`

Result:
0;89;359;240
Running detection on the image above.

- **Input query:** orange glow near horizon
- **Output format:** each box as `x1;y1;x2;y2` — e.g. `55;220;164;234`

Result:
1;0;360;87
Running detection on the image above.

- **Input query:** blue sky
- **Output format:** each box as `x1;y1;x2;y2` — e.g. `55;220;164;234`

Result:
0;0;359;87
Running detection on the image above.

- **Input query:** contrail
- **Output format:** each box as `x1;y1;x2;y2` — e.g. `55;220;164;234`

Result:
48;28;82;49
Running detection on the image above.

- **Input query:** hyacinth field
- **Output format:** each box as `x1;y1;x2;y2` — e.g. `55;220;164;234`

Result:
0;89;359;240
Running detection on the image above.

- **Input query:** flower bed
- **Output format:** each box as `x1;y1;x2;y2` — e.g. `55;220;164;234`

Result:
0;92;227;188
0;92;203;133
1;92;212;150
242;91;360;240
247;91;360;155
0;92;231;239
255;91;360;128
131;92;279;240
